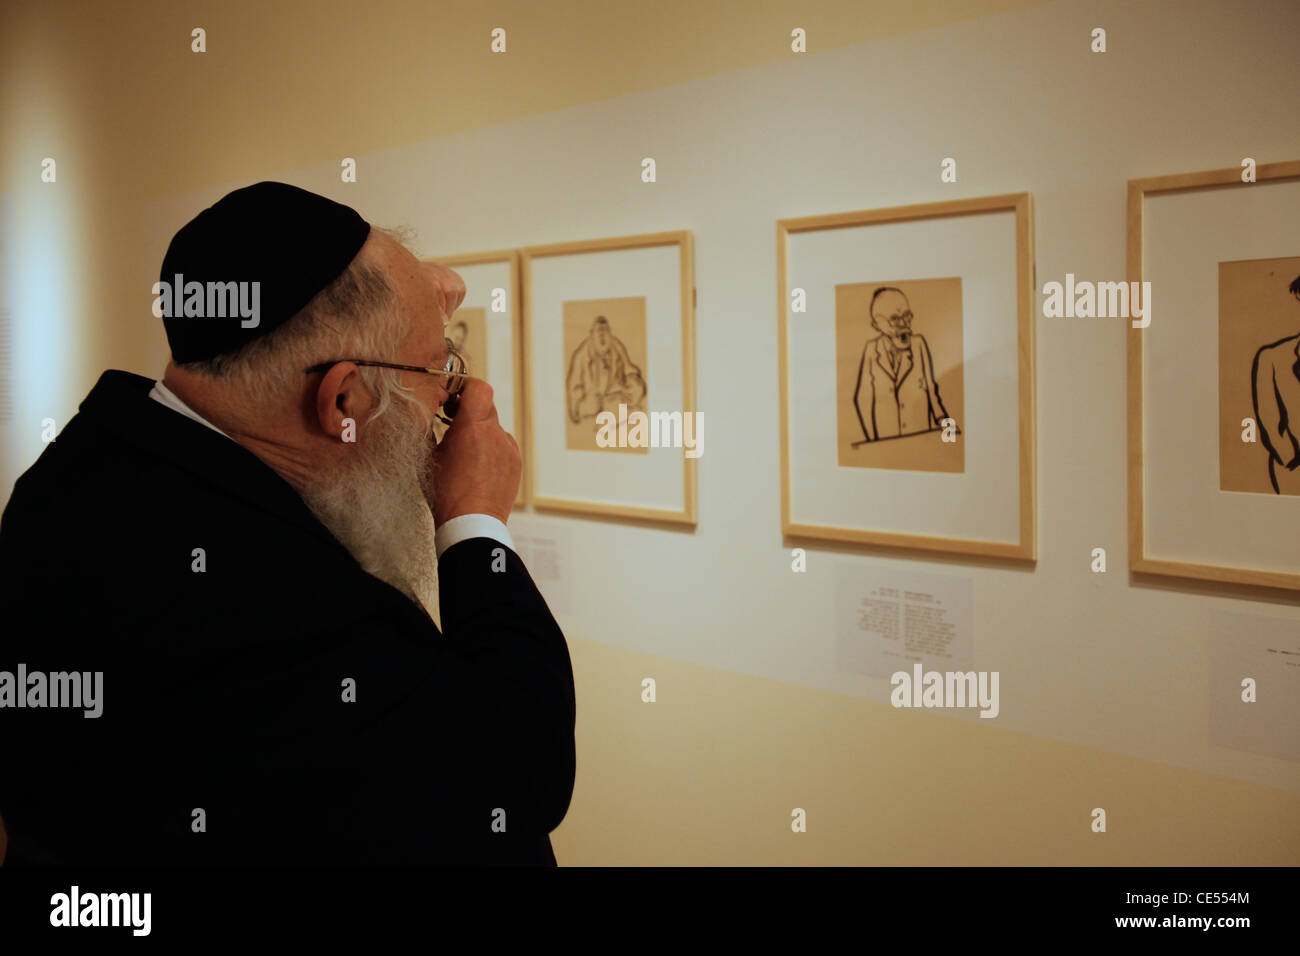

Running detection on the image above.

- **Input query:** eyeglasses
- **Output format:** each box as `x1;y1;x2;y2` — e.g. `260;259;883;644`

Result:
305;337;469;425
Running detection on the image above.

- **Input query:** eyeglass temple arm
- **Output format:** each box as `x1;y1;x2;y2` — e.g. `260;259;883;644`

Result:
303;361;467;376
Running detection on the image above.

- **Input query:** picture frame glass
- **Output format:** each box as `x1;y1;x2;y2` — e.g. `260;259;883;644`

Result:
1143;178;1300;574
786;209;1021;545
528;243;688;514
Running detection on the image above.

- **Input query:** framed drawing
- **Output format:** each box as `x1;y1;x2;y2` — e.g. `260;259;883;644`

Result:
1127;160;1300;590
424;248;526;508
520;234;696;528
777;193;1036;559
521;231;697;525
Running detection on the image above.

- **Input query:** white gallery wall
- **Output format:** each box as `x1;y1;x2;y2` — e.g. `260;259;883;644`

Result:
143;0;1300;792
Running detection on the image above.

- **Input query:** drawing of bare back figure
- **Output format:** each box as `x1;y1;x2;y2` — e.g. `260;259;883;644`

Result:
1251;274;1300;495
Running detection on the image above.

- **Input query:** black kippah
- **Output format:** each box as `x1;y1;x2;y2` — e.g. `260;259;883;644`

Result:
159;181;371;363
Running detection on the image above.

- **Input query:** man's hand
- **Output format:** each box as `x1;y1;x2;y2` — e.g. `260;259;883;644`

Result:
427;378;520;525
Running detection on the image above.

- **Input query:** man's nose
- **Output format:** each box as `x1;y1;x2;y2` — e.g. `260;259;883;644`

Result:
440;266;466;314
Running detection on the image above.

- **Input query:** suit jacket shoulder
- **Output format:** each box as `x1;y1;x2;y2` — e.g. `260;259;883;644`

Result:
0;370;575;866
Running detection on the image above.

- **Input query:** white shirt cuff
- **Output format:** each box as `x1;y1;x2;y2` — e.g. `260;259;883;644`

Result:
434;513;515;559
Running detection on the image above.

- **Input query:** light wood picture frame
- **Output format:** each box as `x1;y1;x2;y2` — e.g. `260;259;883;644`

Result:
520;231;697;525
425;248;526;508
777;193;1036;560
1127;160;1300;591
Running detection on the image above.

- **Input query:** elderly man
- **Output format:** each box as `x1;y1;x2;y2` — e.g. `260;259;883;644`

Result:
852;286;953;445
0;182;575;865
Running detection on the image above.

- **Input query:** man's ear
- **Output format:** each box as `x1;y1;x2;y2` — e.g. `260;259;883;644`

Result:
315;362;370;440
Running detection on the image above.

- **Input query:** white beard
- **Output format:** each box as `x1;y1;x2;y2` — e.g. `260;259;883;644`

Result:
297;387;441;625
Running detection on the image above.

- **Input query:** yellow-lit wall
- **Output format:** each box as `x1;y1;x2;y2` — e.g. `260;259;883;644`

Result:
559;641;1297;864
2;0;1297;865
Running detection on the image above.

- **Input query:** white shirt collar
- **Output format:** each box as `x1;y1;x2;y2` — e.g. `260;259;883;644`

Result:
148;380;234;441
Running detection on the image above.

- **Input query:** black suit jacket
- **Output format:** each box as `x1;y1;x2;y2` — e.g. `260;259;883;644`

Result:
0;370;576;866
